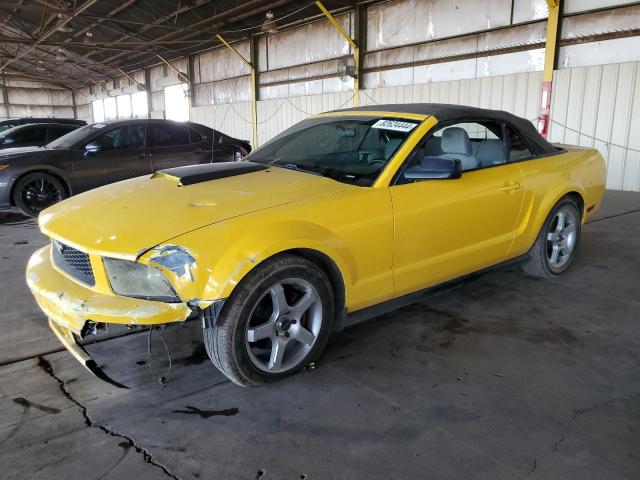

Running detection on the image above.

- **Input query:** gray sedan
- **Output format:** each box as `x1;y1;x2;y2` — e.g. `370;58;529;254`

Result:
0;118;251;216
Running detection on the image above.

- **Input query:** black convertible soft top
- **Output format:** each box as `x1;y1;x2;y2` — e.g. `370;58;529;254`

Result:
333;103;557;155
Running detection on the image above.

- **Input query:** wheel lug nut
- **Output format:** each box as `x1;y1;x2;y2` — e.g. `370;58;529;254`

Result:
291;320;297;324
285;332;290;338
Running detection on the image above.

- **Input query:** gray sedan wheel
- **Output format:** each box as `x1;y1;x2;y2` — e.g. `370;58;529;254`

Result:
13;172;66;217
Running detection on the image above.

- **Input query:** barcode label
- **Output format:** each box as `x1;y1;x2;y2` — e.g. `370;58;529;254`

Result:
371;119;417;132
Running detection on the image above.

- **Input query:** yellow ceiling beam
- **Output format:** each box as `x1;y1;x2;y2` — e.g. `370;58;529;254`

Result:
315;1;359;107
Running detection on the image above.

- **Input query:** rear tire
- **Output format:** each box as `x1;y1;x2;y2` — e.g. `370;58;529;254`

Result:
203;254;335;387
13;172;67;217
521;197;581;278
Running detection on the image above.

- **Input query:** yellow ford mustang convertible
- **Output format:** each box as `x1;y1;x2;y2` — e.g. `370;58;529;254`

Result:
26;104;606;387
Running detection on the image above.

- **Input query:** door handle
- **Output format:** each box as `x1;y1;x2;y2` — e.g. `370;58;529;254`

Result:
500;180;521;192
139;152;152;158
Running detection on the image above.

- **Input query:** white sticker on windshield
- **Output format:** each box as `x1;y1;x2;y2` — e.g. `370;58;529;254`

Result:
371;119;417;133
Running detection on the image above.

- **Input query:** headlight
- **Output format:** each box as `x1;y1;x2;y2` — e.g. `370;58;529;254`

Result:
103;258;179;302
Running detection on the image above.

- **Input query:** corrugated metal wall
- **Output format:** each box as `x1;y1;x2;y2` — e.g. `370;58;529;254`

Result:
0;78;75;120
193;72;542;147
549;62;640;191
192;61;640;191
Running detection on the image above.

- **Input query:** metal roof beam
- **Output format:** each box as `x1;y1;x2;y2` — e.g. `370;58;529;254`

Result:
0;0;98;73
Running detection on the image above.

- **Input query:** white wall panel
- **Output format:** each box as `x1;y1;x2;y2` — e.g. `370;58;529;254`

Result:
77;103;92;122
559;37;640;69
255;92;353;145
196;42;250;83
564;0;639;14
512;0;549;23
191;102;253;144
261;13;353;71
548;62;640;191
366;0;512;50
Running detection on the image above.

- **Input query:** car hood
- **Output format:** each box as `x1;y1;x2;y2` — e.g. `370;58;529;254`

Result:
39;164;352;259
0;146;49;158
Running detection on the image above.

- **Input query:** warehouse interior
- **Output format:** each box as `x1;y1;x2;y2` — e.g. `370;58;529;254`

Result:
1;1;639;479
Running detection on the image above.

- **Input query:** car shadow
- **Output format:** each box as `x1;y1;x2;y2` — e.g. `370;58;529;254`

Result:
0;209;35;226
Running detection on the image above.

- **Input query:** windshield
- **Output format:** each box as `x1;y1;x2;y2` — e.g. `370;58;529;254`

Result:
46;123;107;149
0;124;16;134
247;116;420;186
0;127;14;139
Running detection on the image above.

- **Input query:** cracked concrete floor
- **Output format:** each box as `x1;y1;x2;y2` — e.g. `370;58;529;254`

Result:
1;191;639;480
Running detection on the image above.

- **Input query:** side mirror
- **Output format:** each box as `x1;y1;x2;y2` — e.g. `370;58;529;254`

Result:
404;157;462;180
84;141;101;155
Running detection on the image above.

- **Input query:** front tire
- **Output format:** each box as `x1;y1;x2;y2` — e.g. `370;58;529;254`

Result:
521;197;582;278
203;254;335;387
13;172;67;217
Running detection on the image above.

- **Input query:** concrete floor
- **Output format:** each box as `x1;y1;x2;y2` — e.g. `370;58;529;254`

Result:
0;191;639;480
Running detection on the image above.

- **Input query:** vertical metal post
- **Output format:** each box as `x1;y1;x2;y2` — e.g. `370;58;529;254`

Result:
316;1;359;107
0;74;8;118
188;54;197;108
354;5;366;107
539;0;562;138
144;68;152;119
71;90;77;119
250;35;259;148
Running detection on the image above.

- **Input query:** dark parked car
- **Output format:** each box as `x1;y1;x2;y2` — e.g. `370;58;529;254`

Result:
0;123;80;150
0;117;86;133
0;119;251;216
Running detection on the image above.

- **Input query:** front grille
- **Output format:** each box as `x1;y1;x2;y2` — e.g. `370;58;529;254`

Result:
52;240;95;286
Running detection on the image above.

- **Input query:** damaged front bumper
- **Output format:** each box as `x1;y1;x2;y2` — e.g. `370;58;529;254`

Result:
26;245;193;386
48;318;128;388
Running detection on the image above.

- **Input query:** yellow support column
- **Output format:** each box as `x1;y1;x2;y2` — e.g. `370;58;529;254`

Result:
315;1;359;107
539;0;561;138
156;54;190;84
216;34;258;149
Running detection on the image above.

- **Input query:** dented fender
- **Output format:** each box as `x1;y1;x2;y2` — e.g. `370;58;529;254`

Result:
161;219;357;309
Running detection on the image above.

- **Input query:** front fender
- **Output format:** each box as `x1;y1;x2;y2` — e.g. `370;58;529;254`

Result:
141;220;355;308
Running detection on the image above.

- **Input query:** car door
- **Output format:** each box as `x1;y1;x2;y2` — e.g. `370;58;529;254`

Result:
72;124;151;192
147;123;211;171
389;120;526;297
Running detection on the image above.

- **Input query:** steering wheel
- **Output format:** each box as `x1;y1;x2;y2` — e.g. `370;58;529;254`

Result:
367;158;387;166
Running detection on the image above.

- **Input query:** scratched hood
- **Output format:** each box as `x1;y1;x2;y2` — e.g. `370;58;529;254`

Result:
39;164;350;259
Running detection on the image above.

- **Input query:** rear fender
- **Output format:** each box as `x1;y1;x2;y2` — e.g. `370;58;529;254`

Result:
513;178;587;256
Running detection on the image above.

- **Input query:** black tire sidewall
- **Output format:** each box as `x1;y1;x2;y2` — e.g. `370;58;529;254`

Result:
13;172;66;217
214;255;335;386
539;199;582;276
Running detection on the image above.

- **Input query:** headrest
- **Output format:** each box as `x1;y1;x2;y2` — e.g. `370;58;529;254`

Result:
441;127;472;155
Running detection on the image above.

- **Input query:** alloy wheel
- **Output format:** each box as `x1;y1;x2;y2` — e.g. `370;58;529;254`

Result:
245;278;323;373
20;176;64;213
546;206;578;270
